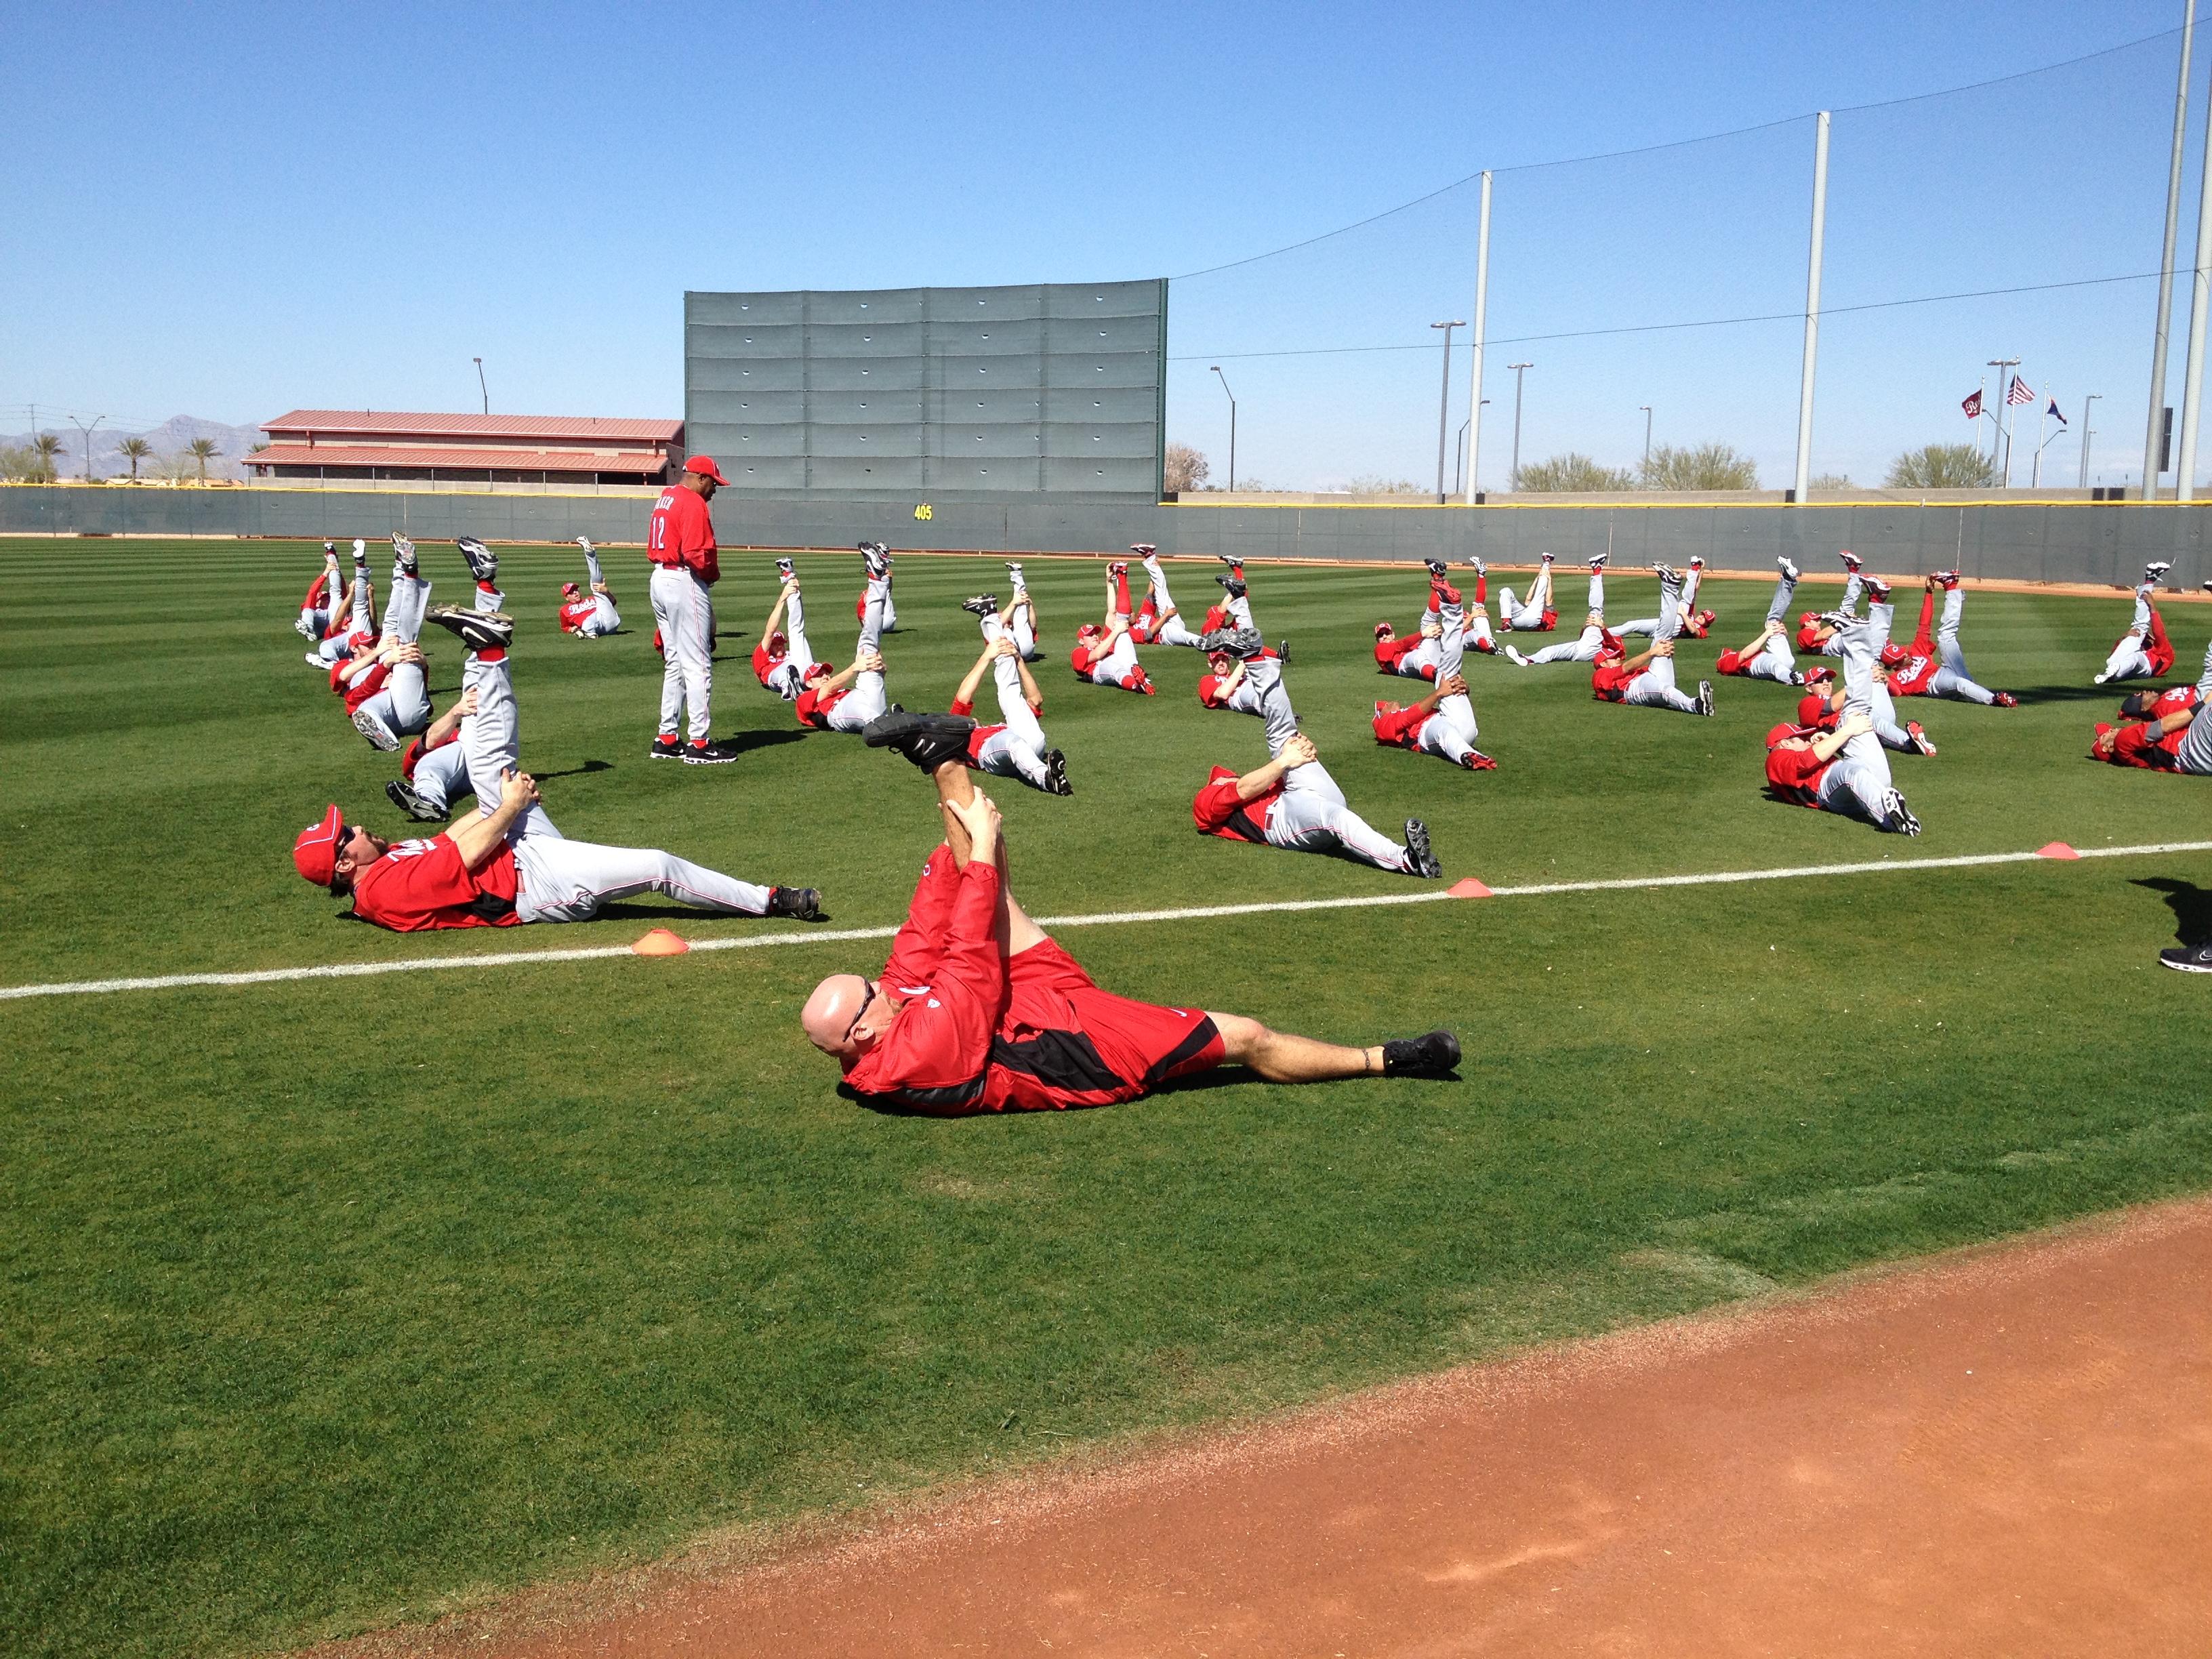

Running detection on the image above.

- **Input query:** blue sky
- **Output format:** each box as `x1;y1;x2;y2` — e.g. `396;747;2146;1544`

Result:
3;1;2207;488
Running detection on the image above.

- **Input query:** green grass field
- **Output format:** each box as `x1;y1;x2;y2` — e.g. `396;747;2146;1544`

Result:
4;535;2209;1658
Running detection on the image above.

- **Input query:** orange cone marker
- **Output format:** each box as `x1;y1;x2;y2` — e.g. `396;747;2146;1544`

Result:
633;928;691;955
1448;877;1494;899
2035;842;2081;860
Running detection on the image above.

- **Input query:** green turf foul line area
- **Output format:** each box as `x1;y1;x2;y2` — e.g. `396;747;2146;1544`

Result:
6;840;2207;1004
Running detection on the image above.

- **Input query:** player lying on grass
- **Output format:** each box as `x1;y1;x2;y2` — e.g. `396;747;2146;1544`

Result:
798;752;1460;1112
1372;578;1495;769
1796;657;1940;758
1763;589;1922;835
295;601;821;930
1502;552;1612;666
383;689;478;821
999;560;1041;657
753;558;819;701
1496;550;1559;632
1618;555;1715;640
1716;559;1808;685
331;533;440;750
1880;572;2018;707
1795;551;1868;658
304;541;377;668
296;540;353;644
853;541;898;630
1198;641;1291;718
1129;546;1212;648
1375;560;1477;678
1590;567;1715;715
2090;638;2212;772
792;550;894;733
937;598;1073;794
557;537;621;637
2094;564;2177;684
1069;560;1157;694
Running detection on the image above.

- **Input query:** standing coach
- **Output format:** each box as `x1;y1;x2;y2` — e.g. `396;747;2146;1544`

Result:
649;454;740;764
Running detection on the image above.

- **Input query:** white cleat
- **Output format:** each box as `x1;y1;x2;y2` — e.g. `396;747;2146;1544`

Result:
1696;680;1715;716
575;535;595;555
2093;671;2110;684
1778;556;1800;581
1504;644;1532;667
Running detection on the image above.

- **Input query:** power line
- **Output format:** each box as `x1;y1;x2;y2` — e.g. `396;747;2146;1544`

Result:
1172;16;2205;283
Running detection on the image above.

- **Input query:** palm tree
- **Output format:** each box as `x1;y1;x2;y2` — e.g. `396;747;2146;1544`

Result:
186;437;222;483
30;432;63;483
117;436;152;480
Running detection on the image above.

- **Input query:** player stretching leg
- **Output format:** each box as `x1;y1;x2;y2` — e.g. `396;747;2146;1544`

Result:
1618;556;1715;639
1069;560;1157;693
795;550;894;732
1496;552;1558;632
306;541;377;668
1763;592;1921;835
1132;547;1208;648
1374;567;1449;678
1883;573;2018;707
888;601;1074;796
1504;552;1610;666
1591;566;1715;714
854;541;898;630
799;754;1459;1111
1794;551;1868;659
2092;635;2212;775
1716;558;1807;684
2095;564;2177;684
1372;579;1496;768
753;560;819;701
333;534;436;750
558;537;622;637
1450;558;1500;653
1193;732;1442;878
296;541;344;640
998;561;1042;658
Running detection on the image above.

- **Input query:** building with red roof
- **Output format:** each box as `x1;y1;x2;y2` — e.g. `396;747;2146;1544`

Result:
245;410;684;486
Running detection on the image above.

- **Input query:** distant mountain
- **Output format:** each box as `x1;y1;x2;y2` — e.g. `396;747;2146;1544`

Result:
3;415;264;480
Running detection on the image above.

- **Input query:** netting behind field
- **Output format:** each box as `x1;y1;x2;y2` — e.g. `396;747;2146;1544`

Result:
1168;22;2207;496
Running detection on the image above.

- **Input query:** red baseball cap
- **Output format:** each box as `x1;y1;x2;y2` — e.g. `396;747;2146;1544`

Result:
1803;665;1835;684
684;455;730;485
1766;721;1809;749
1879;642;1907;667
293;804;344;888
2091;721;2116;757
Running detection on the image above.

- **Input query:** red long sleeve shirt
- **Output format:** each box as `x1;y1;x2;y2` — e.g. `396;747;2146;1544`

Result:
646;485;720;584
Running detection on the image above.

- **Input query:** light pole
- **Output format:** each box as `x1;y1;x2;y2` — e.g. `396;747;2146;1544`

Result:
474;357;488;415
1507;362;1533;491
1454;403;1487;497
1987;357;2020;485
67;414;104;482
1639;405;1653;477
1210;366;1236;492
2079;392;2101;487
1431;319;1466;499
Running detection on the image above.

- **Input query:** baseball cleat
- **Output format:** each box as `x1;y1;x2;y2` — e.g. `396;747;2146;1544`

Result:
1840;552;1862;573
304;650;325;665
1539;550;1555;564
1779;556;1800;580
1107;560;1128;577
1992;691;2019;707
389;532;417;573
385;778;447;821
775;556;796;578
1043;747;1073;795
1277;638;1292;666
683;739;742;765
2146;561;2173;581
1878;788;1921;836
2158;940;2212;972
1128;544;1156;557
352;708;401;751
1504;644;1532;666
1381;1029;1460;1076
960;594;999;617
1689;556;1705;571
1906;720;1938;756
766;886;823;920
1653;562;1679;585
1004;560;1025;580
352;538;367;560
2093;671;2110;685
1215;573;1248;597
1403;817;1443;878
1590;551;1609;570
1933;569;1961;588
1789;670;1807;685
1866;577;1892;603
1216;553;1242;568
455;536;499;582
575;535;595;556
1463;749;1498;771
425;604;513;651
861;709;978;771
1425;560;1448;577
323;540;337;556
1197;625;1265;659
1696;679;1716;716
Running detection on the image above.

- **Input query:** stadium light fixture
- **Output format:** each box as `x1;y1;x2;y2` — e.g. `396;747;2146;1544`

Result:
1210;367;1236;491
474;357;488;416
1431;321;1465;499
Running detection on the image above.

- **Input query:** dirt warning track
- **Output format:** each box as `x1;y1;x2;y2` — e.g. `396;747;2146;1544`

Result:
331;1198;2212;1658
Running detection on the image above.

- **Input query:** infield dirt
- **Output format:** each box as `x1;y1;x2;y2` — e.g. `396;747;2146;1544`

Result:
310;1197;2212;1658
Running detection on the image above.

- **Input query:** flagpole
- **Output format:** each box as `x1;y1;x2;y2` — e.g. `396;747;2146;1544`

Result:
2144;3;2193;501
1792;112;1830;504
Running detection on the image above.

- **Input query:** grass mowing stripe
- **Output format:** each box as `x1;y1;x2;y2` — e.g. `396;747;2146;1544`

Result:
8;840;2207;1002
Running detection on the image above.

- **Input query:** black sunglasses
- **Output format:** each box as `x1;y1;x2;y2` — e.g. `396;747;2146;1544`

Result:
841;980;879;1046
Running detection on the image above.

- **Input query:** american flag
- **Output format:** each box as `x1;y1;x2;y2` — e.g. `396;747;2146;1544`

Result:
1961;389;1984;419
2006;375;2036;406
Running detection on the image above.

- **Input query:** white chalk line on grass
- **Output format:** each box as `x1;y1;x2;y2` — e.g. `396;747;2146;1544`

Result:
5;840;2209;1003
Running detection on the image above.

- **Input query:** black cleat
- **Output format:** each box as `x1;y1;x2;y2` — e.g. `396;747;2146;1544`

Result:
1404;817;1442;878
1382;1029;1461;1076
862;709;977;771
649;735;684;760
961;594;1000;616
1277;638;1292;667
1196;626;1264;658
775;556;796;579
1425;560;1448;578
426;604;513;651
683;739;743;765
1696;680;1715;716
1043;747;1072;795
1215;573;1248;597
456;535;499;583
2159;940;2212;972
766;885;823;921
390;532;419;575
1877;787;1921;836
385;777;447;821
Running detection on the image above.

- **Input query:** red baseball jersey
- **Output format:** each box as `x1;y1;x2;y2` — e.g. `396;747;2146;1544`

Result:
557;596;600;633
1591;661;1635;702
1764;743;1831;807
646;485;719;583
2148;684;2202;719
1371;703;1431;748
2108;720;2186;769
1374;635;1435;677
1196;672;1236;709
794;682;848;729
331;657;388;715
1795;691;1841;729
1191;765;1280;841
351;835;521;931
304;571;332;610
752;641;786;687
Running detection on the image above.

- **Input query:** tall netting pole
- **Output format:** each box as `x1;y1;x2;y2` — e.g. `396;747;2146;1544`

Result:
2179;77;2212;504
1464;170;1491;505
2144;4;2193;501
1792;112;1830;504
